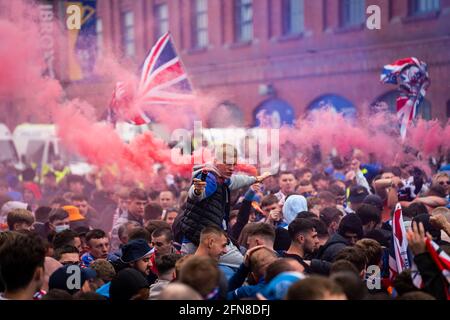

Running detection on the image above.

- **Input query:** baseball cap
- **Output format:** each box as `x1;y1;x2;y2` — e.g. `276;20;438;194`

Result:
49;265;97;295
348;185;369;204
363;194;384;211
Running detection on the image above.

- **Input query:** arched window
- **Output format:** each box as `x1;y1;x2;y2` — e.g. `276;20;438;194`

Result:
307;94;357;118
253;98;295;128
373;90;432;120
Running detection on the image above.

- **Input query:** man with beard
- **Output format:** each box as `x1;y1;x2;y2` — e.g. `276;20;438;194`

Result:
281;218;329;274
120;239;154;282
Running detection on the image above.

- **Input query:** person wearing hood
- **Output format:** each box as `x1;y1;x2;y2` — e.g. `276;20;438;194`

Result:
179;143;271;256
317;213;364;262
282;195;308;225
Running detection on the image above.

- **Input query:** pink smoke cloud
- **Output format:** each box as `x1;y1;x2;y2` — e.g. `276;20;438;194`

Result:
1;0;450;183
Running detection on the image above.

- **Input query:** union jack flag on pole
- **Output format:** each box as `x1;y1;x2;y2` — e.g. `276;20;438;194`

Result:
380;57;430;140
108;32;193;125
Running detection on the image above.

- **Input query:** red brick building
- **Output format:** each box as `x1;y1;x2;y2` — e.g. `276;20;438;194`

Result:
60;0;450;127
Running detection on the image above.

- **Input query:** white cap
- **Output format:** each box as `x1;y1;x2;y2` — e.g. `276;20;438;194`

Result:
1;201;28;216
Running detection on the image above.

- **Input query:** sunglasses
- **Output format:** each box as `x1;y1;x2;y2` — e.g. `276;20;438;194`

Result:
439;181;450;185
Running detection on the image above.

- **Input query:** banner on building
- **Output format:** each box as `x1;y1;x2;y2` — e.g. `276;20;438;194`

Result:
39;1;56;78
65;0;97;81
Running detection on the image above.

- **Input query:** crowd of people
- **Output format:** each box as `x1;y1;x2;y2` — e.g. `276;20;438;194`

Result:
0;143;450;300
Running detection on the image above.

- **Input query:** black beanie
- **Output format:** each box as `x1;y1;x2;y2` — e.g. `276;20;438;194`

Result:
338;213;363;239
109;268;149;301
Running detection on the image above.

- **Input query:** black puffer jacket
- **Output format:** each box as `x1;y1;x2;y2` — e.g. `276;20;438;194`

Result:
414;252;449;300
316;233;350;262
180;171;230;246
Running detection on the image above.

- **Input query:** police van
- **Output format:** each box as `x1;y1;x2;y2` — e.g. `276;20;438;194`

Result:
0;123;20;165
12;123;92;176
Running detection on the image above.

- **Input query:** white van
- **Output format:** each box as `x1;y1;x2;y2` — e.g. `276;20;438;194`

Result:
0;123;20;164
12;123;92;175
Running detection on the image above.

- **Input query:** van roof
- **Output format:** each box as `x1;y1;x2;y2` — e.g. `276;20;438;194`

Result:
13;123;56;138
0;123;13;139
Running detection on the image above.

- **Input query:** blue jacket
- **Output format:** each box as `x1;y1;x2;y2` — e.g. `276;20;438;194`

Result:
227;281;265;300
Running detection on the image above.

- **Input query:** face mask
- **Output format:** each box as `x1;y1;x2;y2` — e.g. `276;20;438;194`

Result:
55;224;70;233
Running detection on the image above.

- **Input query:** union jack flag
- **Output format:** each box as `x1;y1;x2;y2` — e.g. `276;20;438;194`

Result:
387;203;424;293
108;32;193;125
107;81;130;125
389;203;411;281
425;238;450;300
381;57;430;139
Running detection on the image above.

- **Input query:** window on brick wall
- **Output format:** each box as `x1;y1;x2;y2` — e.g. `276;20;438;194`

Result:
96;18;103;58
447;100;450;119
340;0;365;27
234;0;253;42
192;0;208;48
155;3;169;39
410;0;440;15
282;0;305;35
121;11;135;57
